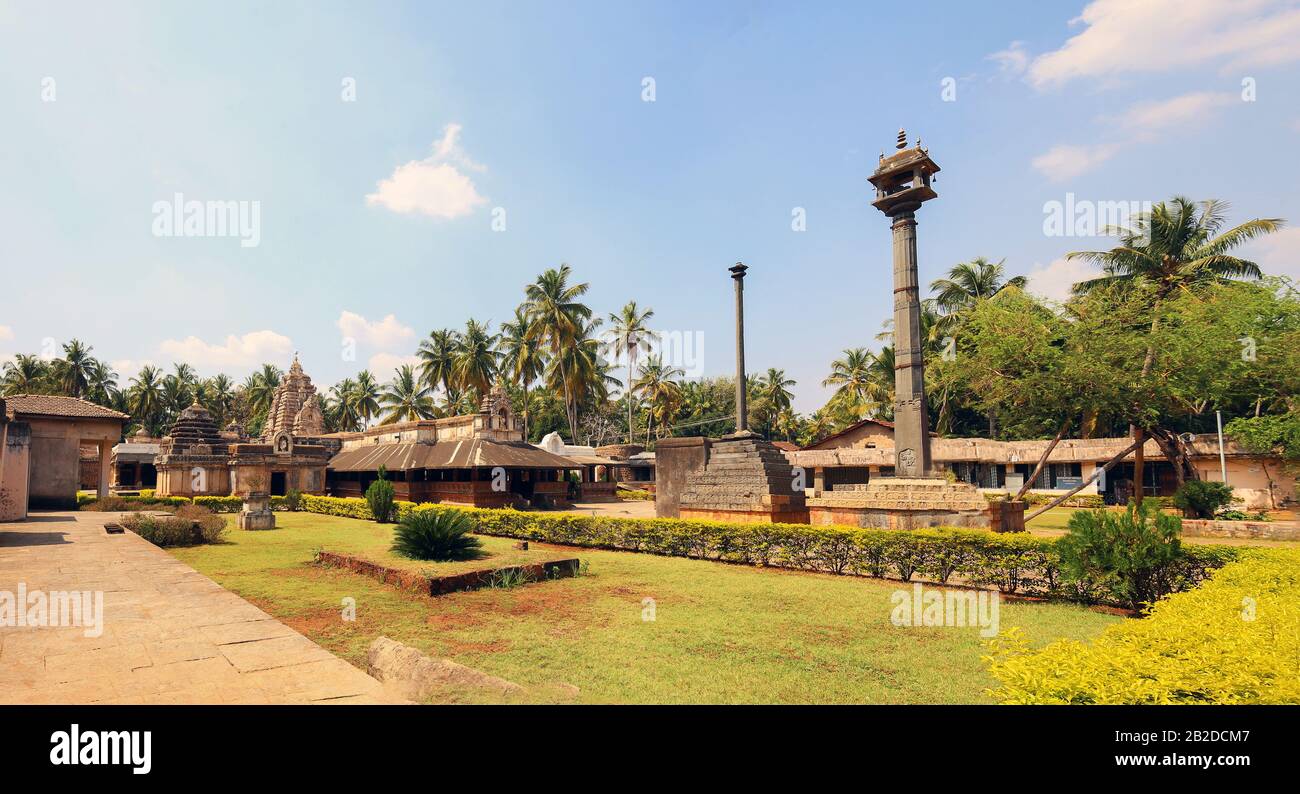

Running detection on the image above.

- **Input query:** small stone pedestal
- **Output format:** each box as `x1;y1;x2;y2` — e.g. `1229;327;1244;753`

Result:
237;492;276;530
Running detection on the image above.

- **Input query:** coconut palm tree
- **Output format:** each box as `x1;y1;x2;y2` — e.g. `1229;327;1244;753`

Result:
85;359;119;407
49;339;95;397
453;319;499;399
606;301;657;444
325;377;360;432
497;307;547;440
1;354;48;395
243;364;283;419
379;365;438;424
351;370;382;429
202;374;235;426
823;348;892;420
417;328;462;410
128;365;166;436
524;264;592;437
633;355;684;442
928;257;1026;336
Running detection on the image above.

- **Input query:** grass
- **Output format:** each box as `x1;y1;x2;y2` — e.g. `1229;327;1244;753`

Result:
170;512;1120;704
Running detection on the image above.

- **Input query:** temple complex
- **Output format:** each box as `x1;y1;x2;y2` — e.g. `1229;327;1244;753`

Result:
154;355;333;499
324;385;582;508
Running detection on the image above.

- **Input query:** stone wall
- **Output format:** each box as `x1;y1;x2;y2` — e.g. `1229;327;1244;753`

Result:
0;420;30;521
1180;519;1300;541
653;436;710;518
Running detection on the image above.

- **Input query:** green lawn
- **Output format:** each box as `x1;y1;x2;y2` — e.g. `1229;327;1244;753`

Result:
170;512;1119;704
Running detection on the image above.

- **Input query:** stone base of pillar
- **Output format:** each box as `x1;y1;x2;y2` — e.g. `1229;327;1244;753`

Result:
678;436;808;524
237;493;276;530
806;478;1010;531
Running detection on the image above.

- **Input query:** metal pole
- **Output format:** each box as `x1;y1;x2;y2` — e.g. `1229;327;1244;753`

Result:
730;263;749;433
1216;410;1228;483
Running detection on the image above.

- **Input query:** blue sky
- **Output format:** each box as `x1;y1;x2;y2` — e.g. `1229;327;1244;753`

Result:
2;0;1298;413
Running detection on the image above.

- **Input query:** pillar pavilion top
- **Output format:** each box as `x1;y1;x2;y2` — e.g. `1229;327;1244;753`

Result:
868;129;940;217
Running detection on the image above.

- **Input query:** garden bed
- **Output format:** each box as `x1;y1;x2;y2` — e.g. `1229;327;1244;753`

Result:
315;550;581;596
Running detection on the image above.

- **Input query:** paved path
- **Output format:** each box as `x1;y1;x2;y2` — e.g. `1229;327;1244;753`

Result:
0;511;399;704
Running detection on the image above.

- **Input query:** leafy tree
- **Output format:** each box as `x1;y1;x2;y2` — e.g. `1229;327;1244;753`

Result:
365;466;396;523
633;355;684;442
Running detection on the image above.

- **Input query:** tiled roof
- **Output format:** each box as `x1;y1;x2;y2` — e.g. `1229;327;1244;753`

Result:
3;394;129;421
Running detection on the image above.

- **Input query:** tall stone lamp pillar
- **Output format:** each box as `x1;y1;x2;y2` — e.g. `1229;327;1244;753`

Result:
868;129;941;478
729;262;752;438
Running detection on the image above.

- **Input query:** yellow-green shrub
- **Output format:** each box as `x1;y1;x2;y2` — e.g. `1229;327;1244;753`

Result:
985;549;1300;704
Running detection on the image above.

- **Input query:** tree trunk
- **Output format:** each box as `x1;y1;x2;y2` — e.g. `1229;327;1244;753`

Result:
1025;438;1142;522
1014;418;1071;502
1132;425;1145;509
626;354;635;445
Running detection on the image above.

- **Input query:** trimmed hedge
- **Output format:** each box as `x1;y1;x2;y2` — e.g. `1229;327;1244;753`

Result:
986;549;1300;703
297;494;1237;604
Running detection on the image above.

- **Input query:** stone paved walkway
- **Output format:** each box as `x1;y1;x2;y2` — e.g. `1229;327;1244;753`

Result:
0;511;400;704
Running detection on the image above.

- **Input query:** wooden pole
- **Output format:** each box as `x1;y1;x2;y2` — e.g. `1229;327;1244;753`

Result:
1025;438;1141;522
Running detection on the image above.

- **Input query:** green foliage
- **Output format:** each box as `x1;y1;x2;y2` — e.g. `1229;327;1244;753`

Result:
1172;480;1235;519
390;509;485;562
1226;410;1300;466
193;495;244;512
81;494;191;511
1057;501;1184;610
122;505;226;547
283;489;302;512
294;495;1236;606
365;466;396;523
987;549;1300;704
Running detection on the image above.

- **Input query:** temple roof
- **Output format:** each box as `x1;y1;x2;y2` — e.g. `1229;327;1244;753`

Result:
3;394;129;421
328;438;579;472
163;402;224;449
262;354;324;440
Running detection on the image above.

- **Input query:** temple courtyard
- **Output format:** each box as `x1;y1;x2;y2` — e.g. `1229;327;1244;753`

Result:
166;511;1118;704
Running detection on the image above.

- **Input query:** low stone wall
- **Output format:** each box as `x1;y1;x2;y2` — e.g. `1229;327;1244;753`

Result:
1180;519;1300;541
315;551;581;595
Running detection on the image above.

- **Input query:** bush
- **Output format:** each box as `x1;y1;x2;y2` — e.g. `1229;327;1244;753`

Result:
1057;500;1183;610
292;495;1236;605
283;489;302;512
81;494;191;512
122;505;226;547
365;474;396;524
616;489;655;501
193;495;244;513
1172;480;1235;519
390;509;485;562
986;549;1300;704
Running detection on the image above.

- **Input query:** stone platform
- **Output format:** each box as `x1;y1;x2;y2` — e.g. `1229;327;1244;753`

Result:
678;434;808;524
807;478;1024;532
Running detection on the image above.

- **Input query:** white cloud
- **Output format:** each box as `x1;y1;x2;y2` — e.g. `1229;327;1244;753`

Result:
1025;257;1101;304
158;330;293;371
111;359;155;380
987;41;1029;78
1028;0;1300;89
365;124;488;219
1032;90;1235;181
1110;91;1236;137
1252;227;1300;280
337;310;415;350
368;352;420;378
1031;143;1120;182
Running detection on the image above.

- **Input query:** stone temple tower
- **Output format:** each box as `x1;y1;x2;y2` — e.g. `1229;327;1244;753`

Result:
868;129;940;478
